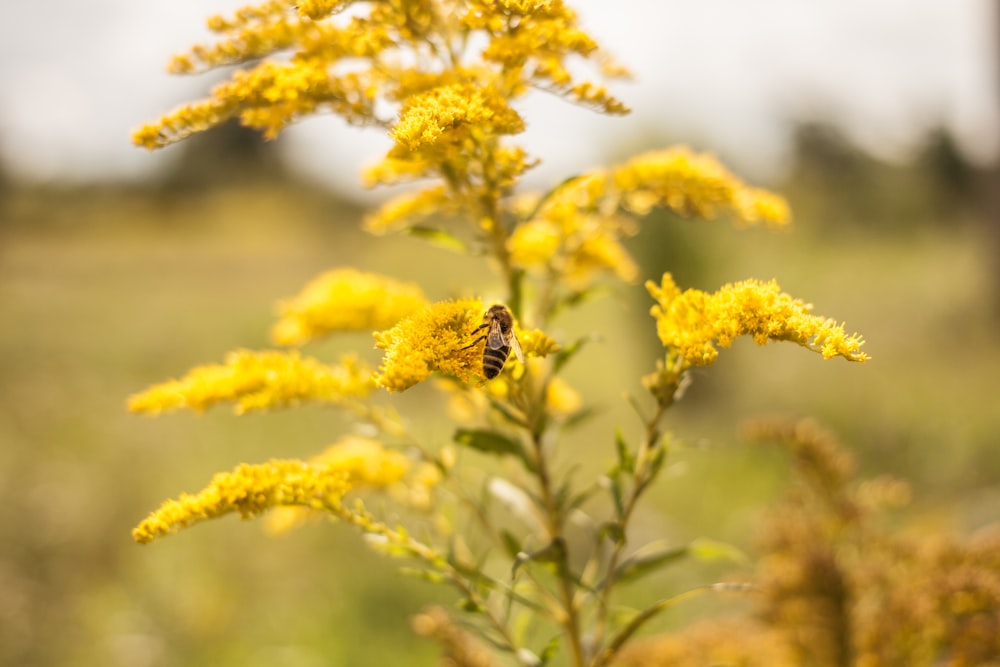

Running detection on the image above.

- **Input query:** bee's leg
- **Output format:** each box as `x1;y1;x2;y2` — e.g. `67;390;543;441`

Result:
459;334;487;351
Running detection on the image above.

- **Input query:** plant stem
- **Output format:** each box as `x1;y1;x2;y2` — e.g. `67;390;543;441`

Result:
590;376;678;667
529;428;587;667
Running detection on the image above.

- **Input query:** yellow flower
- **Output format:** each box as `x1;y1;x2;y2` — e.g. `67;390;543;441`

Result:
390;83;525;152
373;299;485;392
263;434;420;534
646;274;869;367
545;376;582;416
311;435;411;487
271;268;428;345
362;185;455;236
507;219;561;266
132;459;352;544
612;147;791;227
128;349;373;414
518;328;561;358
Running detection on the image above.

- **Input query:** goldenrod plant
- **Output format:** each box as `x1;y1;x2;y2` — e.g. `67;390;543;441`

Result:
130;2;870;665
616;419;1000;667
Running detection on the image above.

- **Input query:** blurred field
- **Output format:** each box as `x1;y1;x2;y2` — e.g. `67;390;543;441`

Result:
1;137;998;665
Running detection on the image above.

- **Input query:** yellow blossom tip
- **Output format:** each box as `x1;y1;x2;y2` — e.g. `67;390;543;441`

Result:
271;268;428;345
132;460;352;544
647;273;869;367
127;349;373;415
373;299;484;392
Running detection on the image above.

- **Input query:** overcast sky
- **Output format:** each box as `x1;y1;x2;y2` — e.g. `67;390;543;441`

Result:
0;0;996;195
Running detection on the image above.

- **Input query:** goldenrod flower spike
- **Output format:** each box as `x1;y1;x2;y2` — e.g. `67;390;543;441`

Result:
612;147;791;227
127;350;373;415
374;299;485;392
132;460;352;544
311;435;411;487
647;273;869;368
271;268;428;345
391;83;525;152
263;435;426;534
373;301;560;392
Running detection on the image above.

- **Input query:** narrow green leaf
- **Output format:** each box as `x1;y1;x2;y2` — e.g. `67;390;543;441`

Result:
552;335;594;375
599;520;625;545
406;225;468;253
605;472;625;519
537;635;561;666
688;537;749;565
453;428;524;459
397;567;448;584
457;597;482;613
611;540;689;585
615;428;635;474
500;530;522;559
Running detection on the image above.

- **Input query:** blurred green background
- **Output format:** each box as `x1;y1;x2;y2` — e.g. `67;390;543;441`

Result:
1;118;998;666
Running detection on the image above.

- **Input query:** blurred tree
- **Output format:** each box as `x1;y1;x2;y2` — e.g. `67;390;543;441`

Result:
159;119;289;190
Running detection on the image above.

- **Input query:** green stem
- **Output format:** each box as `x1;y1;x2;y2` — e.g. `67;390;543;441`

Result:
530;428;586;667
589;375;678;667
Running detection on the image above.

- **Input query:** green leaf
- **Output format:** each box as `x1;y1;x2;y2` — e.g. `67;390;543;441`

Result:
611;540;689;586
457;597;482;613
453;428;525;460
500;530;522;559
598;519;625;545
605;472;625;519
406;225;469;253
615;428;635;474
397;567;448;584
688;538;749;565
537;635;561;666
552;335;594;375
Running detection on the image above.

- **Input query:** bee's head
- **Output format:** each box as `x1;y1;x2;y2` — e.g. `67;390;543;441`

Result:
486;304;514;329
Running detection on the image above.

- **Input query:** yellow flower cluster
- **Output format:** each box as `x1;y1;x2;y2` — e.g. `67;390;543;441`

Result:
466;0;630;115
391;83;525;152
132;459;351;544
646;274;869;367
127;349;373;414
612;148;791;226
263;434;441;533
373;300;560;392
506;148;790;289
311;434;410;486
271;268;428;345
362;185;458;235
373;299;485;392
133;0;626;155
517;328;561;358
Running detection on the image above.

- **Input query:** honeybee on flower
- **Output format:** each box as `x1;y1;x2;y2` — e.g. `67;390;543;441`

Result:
461;304;524;379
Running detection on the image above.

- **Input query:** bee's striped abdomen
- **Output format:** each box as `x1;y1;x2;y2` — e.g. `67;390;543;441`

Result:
483;345;511;379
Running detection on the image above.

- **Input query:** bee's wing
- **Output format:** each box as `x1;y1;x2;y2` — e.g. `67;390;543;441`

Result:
487;322;507;350
510;333;524;363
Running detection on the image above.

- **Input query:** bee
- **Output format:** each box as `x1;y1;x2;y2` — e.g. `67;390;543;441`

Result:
461;304;524;379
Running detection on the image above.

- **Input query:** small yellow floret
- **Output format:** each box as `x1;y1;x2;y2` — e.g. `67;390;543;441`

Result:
128;350;373;414
518;328;561;358
391;83;525;151
373;299;485;392
132;459;351;544
647;274;869;367
272;268;428;345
